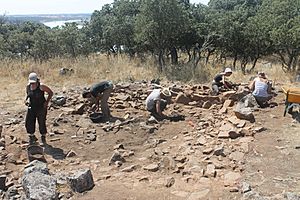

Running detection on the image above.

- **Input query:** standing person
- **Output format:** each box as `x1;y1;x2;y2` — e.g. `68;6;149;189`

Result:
25;72;53;145
249;72;273;107
211;67;233;95
146;88;171;120
82;81;114;120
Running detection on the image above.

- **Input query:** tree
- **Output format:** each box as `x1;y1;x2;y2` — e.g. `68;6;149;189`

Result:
135;0;189;71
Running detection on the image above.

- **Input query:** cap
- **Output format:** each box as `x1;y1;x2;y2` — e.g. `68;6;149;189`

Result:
28;72;38;83
161;88;171;97
224;68;232;73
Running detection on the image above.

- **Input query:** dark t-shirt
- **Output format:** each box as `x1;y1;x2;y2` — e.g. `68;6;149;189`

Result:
214;74;223;83
90;81;111;97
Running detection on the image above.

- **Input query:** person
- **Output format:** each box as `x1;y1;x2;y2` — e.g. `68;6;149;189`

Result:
82;81;114;120
212;67;233;95
249;72;273;107
146;87;171;120
25;72;53;145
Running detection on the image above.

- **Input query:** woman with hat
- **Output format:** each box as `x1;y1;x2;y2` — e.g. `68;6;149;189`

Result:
25;72;53;145
249;72;273;107
146;87;171;120
211;67;233;95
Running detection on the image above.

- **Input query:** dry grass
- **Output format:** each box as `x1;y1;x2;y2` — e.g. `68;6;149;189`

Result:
0;55;294;90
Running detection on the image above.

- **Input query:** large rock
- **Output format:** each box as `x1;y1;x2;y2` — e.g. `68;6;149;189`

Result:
224;172;241;187
51;95;67;106
175;93;191;105
67;169;94;193
22;161;58;200
234;102;255;122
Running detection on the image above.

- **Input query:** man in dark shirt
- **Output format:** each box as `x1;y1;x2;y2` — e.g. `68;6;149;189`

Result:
82;81;114;120
211;68;233;95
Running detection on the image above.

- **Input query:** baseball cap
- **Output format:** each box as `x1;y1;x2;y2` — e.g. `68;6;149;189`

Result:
28;72;38;83
161;88;171;97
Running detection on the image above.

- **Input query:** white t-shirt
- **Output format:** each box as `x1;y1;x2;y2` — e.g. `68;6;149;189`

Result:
146;89;161;110
252;77;269;97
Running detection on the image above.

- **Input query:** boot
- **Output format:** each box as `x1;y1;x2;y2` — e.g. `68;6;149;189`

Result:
41;135;47;145
29;135;38;145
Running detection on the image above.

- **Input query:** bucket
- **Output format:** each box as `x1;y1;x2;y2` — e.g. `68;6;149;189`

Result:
27;145;46;162
89;112;104;123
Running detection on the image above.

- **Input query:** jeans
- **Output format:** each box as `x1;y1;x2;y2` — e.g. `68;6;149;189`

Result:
101;84;113;119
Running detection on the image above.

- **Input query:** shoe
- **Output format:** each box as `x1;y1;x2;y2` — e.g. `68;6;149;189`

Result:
29;135;38;145
41;135;47;145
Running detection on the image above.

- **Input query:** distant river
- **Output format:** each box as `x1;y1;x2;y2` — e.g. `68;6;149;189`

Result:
43;19;83;28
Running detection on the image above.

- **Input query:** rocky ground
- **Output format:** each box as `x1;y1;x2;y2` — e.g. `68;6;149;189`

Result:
0;80;300;200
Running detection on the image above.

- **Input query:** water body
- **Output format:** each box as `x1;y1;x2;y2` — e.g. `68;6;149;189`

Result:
43;19;83;28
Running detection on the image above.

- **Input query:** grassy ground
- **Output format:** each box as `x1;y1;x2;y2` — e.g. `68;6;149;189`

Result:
0;54;295;89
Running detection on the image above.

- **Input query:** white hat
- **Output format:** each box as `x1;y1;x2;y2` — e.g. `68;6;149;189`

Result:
224;68;232;73
161;88;171;97
28;72;38;83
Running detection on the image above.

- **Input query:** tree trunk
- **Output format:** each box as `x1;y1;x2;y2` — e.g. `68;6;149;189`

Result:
170;47;178;65
158;49;164;72
250;56;259;72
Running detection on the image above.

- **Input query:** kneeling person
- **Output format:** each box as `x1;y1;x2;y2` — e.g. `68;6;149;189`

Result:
82;81;113;120
146;88;171;120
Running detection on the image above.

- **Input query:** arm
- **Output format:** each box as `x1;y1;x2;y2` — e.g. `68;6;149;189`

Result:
249;80;255;91
222;75;230;89
40;84;53;107
156;100;163;117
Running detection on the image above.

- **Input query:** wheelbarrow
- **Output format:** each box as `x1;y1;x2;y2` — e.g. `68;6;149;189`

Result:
282;86;300;116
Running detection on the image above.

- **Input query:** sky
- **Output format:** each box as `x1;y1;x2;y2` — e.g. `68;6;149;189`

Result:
0;0;210;15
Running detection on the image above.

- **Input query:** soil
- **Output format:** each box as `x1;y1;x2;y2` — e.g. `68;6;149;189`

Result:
0;80;300;200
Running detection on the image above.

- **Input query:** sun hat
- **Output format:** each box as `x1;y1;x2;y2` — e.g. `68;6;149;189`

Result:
224;68;232;73
28;72;38;83
258;72;267;78
161;88;171;97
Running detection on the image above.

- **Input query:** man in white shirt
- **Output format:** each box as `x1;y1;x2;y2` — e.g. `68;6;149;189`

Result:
146;88;171;120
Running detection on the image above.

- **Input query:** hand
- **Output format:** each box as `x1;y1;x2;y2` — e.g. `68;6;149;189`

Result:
24;100;29;106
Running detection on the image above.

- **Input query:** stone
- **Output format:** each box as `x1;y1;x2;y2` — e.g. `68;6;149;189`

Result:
66;150;77;158
219;107;227;114
223;100;234;108
171;191;189;198
218;131;230;139
24;160;49;175
228;130;242;139
187;189;210;200
196;136;207;145
143;164;159;172
202;101;212;109
121;165;136;172
67;169;94;193
203;148;214;155
22;161;58;200
165;177;175;188
241;182;251;193
214;146;226;157
85;133;96;141
205;164;216;178
254;127;266;133
0;175;6;190
234;104;255;122
160;156;176;170
72;103;85;115
109;152;126;166
224;172;241;186
51;95;67;106
284;192;300;200
175;93;191;105
229;151;244;162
